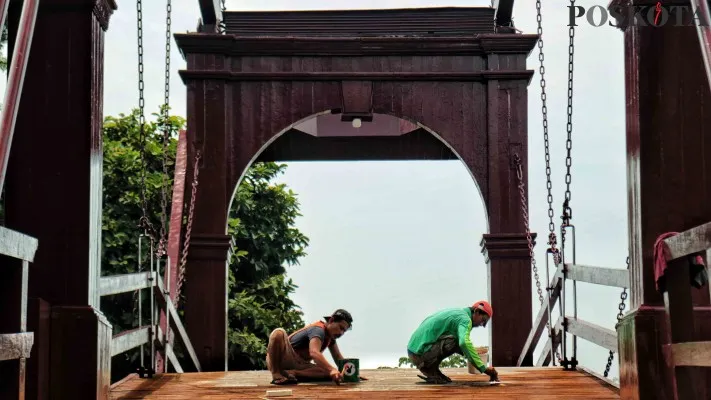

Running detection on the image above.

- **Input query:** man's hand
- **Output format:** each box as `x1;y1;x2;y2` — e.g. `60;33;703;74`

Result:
484;366;498;381
359;375;368;381
330;369;344;385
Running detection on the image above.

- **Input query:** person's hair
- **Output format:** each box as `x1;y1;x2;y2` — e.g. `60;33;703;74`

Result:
472;307;486;316
329;309;353;326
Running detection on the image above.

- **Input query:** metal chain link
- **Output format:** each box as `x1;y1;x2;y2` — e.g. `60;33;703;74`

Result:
604;256;630;377
533;0;562;364
514;154;544;307
136;0;153;237
561;0;576;225
515;154;562;364
175;151;202;305
156;0;173;259
535;0;562;265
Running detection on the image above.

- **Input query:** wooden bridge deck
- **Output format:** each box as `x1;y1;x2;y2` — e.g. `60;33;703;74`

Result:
110;367;619;399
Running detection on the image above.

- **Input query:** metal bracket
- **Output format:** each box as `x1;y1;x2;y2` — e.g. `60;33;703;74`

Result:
561;357;578;371
137;365;155;379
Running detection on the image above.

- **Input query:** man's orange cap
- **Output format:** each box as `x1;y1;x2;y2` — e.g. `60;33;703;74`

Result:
473;300;493;318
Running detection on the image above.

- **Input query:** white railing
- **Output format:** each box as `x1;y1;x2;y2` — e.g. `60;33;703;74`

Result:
0;226;39;397
100;236;201;376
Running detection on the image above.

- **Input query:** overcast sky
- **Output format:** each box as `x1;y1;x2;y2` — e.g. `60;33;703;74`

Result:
103;0;628;380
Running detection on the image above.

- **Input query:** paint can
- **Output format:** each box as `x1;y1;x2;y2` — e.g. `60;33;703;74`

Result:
336;358;360;383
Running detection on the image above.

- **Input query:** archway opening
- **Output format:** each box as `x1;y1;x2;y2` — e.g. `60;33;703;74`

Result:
224;112;491;370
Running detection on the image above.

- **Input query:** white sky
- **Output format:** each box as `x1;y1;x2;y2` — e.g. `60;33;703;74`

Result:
102;0;628;380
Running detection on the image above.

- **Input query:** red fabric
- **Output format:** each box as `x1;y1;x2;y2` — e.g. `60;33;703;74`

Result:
654;232;679;291
654;232;707;291
473;300;493;318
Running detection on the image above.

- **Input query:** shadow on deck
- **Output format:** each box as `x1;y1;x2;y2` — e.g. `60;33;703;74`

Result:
110;367;620;399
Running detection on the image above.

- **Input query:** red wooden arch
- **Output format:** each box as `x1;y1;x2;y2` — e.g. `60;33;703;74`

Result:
175;7;539;371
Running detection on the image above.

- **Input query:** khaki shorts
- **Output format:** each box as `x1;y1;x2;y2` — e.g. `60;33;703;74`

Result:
266;328;316;371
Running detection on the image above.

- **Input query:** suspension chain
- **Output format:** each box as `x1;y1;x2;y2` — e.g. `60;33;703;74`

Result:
533;0;562;364
515;154;562;364
561;0;576;226
156;0;173;259
515;154;544;307
535;0;560;263
136;0;155;239
604;256;630;377
175;151;202;304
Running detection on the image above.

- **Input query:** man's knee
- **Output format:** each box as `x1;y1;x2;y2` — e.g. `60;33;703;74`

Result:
268;328;288;344
440;336;460;354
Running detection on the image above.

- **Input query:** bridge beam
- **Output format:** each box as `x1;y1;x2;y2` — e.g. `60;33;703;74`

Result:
610;1;711;398
492;0;515;30
3;0;116;398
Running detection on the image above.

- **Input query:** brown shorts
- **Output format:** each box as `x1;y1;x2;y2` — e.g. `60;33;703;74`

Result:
408;335;462;371
266;328;316;371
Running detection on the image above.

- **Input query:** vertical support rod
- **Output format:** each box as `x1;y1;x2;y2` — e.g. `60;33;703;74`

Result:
150;237;156;373
560;256;567;363
0;0;39;197
570;226;577;362
18;260;28;399
690;0;711;92
544;253;554;366
138;234;144;368
164;256;171;372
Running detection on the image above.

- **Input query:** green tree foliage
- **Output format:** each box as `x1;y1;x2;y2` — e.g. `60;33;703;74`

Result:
226;162;309;370
101;108;308;380
397;354;468;368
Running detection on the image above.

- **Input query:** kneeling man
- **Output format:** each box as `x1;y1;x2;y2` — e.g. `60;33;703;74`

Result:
407;301;498;384
266;309;366;385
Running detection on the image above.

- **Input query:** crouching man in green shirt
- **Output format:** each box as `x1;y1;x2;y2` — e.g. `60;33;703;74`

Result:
406;300;498;384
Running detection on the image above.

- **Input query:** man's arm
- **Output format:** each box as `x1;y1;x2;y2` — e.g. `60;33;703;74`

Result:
457;319;487;373
309;337;338;374
328;341;344;362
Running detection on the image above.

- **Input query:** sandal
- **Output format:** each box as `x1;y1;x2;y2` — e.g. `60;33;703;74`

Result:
270;376;298;385
417;374;449;384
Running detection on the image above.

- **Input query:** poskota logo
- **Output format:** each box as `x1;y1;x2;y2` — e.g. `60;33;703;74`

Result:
568;2;709;27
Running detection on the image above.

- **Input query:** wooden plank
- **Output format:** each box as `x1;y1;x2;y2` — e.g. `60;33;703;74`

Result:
179;70;534;82
155;276;202;371
517;266;563;366
111;326;151;357
0;332;33;361
671;341;711;367
99;271;156;297
663;221;711;261
109;367;621;399
566;317;618;352
0;226;38;262
565;264;629;288
663;257;705;399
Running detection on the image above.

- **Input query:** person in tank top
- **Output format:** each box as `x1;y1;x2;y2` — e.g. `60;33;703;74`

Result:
266;308;367;385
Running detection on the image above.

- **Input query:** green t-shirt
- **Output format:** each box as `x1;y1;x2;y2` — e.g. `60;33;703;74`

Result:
407;307;487;373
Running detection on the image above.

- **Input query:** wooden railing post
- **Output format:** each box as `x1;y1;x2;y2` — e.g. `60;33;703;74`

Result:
663;259;709;399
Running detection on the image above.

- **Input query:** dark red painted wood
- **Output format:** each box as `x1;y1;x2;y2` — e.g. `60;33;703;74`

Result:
26;298;50;400
177;20;537;370
3;0;116;398
611;1;711;398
